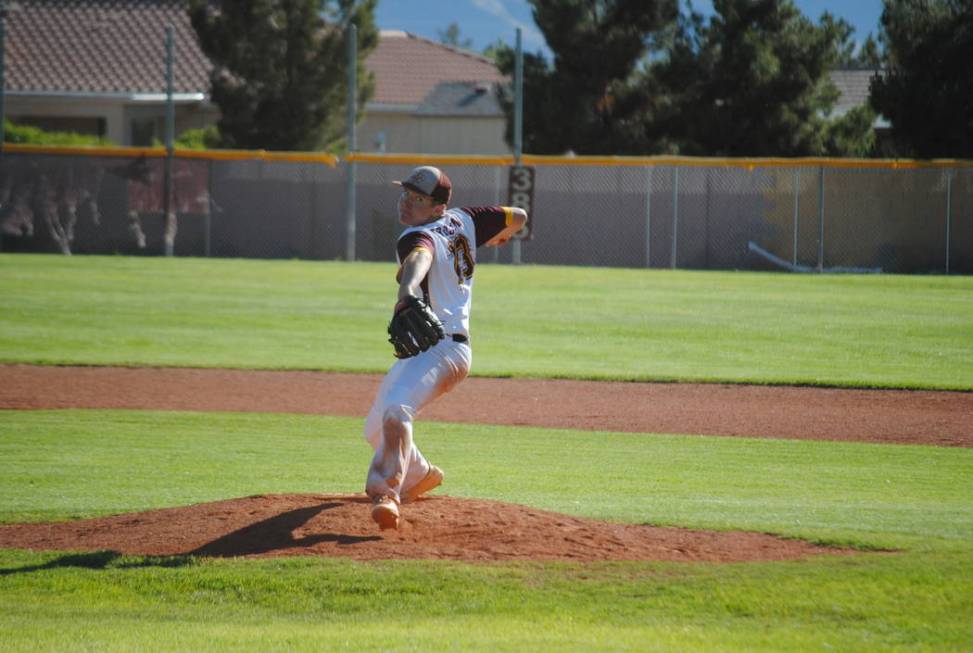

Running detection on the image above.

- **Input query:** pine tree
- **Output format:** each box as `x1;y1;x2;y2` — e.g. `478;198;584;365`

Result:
494;0;679;154
651;0;874;156
189;0;377;151
870;0;973;157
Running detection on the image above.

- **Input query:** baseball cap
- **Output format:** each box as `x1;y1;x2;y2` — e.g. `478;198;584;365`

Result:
392;166;452;205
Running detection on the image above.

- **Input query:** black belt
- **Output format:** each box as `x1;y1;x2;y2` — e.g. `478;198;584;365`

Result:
451;334;469;344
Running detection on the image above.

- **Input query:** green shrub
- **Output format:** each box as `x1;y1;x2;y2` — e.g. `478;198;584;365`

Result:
3;120;113;146
151;125;222;150
174;125;221;149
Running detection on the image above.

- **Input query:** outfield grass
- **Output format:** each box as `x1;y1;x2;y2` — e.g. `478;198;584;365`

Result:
1;253;971;650
1;254;971;389
0;409;971;651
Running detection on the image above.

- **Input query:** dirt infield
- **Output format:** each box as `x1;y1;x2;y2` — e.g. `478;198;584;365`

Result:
1;363;967;563
0;494;853;563
1;364;970;447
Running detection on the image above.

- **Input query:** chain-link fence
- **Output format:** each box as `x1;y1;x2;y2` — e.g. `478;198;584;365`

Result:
2;147;970;273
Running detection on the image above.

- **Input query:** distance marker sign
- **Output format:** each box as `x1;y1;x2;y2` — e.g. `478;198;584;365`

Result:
507;165;534;240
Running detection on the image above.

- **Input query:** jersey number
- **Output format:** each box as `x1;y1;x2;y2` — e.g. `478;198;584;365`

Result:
448;235;474;284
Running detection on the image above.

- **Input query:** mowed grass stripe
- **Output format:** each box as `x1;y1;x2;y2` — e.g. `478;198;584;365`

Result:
0;531;970;651
1;410;970;548
1;254;970;389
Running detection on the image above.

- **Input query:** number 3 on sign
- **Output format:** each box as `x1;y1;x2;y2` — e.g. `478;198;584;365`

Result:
507;165;534;240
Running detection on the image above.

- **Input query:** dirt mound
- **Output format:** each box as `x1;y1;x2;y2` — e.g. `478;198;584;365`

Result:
0;494;850;563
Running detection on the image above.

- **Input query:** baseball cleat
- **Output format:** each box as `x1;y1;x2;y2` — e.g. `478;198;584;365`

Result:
371;494;400;530
401;465;444;503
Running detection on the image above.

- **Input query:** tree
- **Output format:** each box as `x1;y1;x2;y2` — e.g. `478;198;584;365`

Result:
173;125;221;150
823;14;884;68
870;0;973;157
189;0;377;151
438;22;473;50
850;34;884;68
822;105;876;157
493;0;679;154
650;0;874;156
481;37;506;62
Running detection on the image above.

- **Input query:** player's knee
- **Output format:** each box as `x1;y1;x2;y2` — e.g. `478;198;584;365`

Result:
382;404;412;433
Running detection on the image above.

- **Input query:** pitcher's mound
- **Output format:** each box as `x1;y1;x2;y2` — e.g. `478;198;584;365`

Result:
0;494;850;563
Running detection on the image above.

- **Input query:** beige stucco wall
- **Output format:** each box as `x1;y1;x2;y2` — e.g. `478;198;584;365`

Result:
359;110;510;155
8;97;503;154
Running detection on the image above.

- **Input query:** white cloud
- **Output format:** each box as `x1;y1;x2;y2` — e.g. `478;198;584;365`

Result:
470;0;547;52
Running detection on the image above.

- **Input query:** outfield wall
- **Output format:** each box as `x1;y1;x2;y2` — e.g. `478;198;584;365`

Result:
1;145;970;273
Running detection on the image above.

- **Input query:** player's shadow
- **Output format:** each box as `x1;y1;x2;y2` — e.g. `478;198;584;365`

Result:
0;550;194;576
190;502;381;557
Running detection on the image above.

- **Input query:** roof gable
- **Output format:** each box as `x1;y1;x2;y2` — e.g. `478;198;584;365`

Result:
366;30;506;106
829;68;879;116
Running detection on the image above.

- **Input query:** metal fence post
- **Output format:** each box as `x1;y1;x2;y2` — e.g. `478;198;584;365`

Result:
344;23;357;262
945;168;953;274
0;3;5;253
492;165;501;263
0;3;6;150
644;167;652;268
671;166;679;269
163;24;175;257
511;27;524;265
205;160;212;257
793;168;800;267
309;163;318;259
817;166;825;272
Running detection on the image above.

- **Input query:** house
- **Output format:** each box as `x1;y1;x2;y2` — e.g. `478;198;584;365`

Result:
4;0;217;146
360;30;509;155
3;2;510;154
828;68;889;129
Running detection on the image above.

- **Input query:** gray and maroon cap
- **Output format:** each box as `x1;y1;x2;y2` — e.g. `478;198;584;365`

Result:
393;166;452;205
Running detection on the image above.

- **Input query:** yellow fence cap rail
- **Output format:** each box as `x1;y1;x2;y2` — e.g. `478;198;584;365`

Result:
518;154;973;169
346;152;514;166
346;151;973;170
5;144;970;170
1;143;338;166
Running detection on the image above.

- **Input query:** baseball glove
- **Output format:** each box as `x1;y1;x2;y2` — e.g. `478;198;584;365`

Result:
387;296;445;358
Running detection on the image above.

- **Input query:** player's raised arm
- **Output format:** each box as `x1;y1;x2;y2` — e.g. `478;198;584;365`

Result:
485;207;527;247
468;206;528;247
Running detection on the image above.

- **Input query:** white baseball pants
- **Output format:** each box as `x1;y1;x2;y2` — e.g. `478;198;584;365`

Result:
364;338;471;500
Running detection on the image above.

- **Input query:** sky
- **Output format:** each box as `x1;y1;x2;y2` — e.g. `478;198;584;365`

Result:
375;0;885;57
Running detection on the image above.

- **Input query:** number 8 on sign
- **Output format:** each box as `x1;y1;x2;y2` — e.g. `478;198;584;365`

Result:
507;165;534;240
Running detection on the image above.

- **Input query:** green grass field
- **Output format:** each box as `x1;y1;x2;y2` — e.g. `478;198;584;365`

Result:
1;254;972;651
1;410;971;652
1;254;971;388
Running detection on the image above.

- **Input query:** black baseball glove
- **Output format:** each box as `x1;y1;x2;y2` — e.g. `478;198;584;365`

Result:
387;296;445;358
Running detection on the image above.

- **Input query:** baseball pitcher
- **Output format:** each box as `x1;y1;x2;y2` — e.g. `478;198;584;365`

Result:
365;165;527;529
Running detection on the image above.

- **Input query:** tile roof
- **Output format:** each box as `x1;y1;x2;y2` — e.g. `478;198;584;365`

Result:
829;68;880;116
5;0;211;94
5;6;506;105
828;68;889;128
366;30;506;106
